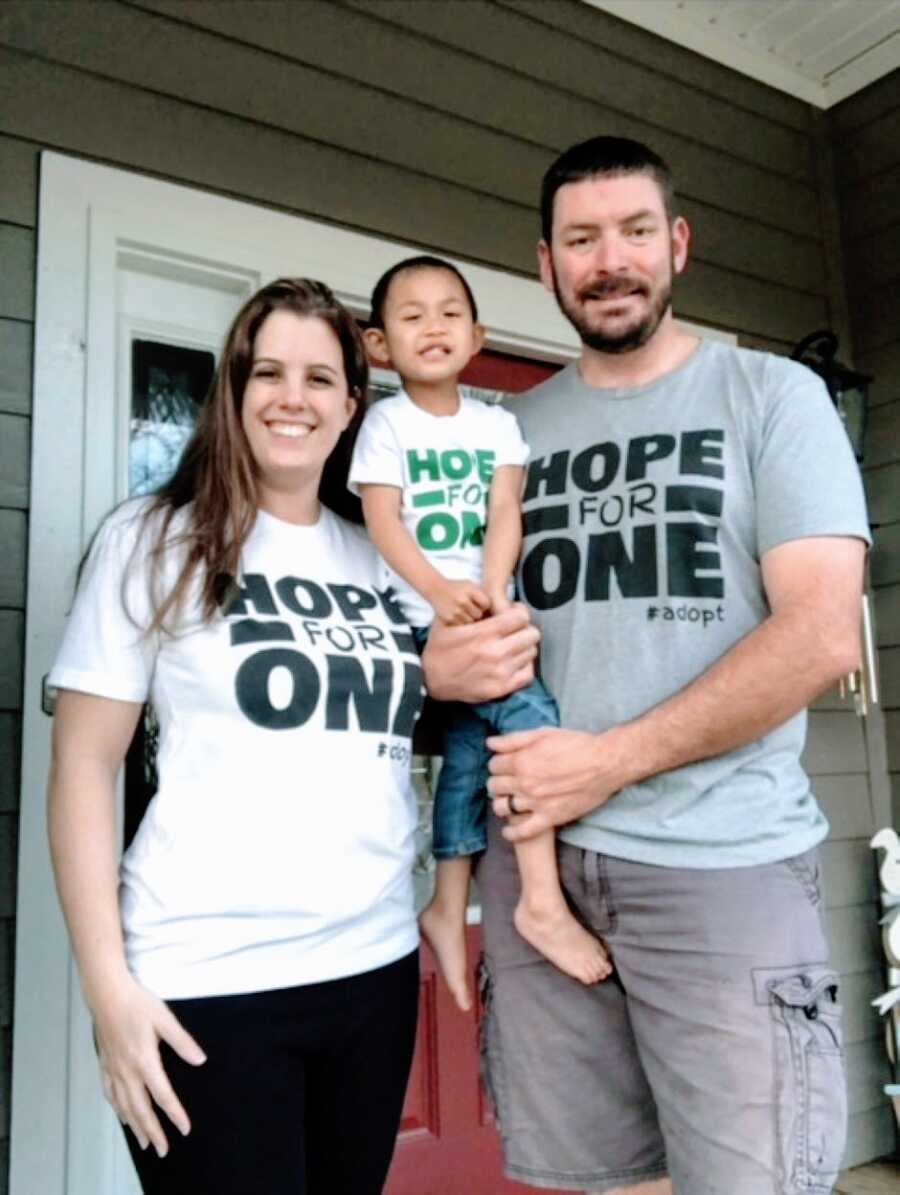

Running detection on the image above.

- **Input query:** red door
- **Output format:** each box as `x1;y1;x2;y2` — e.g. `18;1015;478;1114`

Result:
386;349;568;1194
386;929;511;1195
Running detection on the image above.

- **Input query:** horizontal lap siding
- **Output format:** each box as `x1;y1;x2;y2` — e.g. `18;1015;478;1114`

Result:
833;66;900;1164
0;124;34;1190
833;68;900;802
0;0;826;335
0;0;890;1181
804;715;890;1139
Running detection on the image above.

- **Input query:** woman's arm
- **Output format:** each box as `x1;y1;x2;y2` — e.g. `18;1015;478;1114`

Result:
360;483;489;625
482;464;525;613
48;690;206;1157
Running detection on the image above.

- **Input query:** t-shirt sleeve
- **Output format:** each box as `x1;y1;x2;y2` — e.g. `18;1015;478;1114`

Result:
490;404;530;469
48;507;158;703
348;406;405;495
755;357;871;558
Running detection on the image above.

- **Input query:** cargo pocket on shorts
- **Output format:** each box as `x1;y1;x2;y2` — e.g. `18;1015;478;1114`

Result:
758;966;847;1194
477;957;505;1129
783;851;823;908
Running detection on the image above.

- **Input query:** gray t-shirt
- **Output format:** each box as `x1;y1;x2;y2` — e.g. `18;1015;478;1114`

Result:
511;340;870;867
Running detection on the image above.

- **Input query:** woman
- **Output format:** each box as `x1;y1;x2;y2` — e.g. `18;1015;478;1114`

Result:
47;279;423;1195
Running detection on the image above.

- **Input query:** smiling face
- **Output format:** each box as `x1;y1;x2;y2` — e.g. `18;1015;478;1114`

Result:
366;266;484;391
539;172;689;355
241;310;357;520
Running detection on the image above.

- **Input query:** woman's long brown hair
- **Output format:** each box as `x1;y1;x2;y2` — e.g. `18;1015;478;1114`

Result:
135;278;369;632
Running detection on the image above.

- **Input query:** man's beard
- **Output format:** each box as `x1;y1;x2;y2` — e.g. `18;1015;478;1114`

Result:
551;266;673;355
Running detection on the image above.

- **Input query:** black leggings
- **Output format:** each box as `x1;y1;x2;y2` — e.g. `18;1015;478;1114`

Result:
126;950;419;1195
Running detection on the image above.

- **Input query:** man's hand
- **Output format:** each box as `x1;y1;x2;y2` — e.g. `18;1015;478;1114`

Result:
487;726;624;842
487;536;867;845
422;604;539;702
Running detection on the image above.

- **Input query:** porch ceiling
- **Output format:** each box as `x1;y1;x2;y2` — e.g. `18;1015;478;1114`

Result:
586;1;900;108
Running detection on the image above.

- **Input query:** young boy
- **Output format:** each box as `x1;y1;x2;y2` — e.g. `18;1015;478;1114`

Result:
349;256;610;1011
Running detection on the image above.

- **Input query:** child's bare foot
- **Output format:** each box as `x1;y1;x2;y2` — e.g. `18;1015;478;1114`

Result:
419;901;472;1012
514;899;612;985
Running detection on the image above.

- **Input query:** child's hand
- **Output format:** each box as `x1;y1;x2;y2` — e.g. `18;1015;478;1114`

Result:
487;587;512;615
432;580;490;626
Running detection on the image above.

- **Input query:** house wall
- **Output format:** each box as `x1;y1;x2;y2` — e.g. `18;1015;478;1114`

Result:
0;1;894;1185
831;69;900;1159
832;70;900;831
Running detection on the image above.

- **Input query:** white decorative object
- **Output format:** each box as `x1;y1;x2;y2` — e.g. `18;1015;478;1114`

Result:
871;828;900;1127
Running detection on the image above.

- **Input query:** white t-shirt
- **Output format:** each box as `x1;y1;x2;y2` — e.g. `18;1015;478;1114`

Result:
349;391;529;626
49;500;424;999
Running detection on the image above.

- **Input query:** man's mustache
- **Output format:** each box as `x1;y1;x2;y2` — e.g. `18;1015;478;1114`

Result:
578;276;647;301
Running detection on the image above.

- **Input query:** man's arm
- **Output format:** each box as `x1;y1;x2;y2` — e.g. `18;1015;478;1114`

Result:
488;535;866;841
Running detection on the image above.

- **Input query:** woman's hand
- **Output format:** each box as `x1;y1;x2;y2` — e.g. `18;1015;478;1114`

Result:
48;692;205;1156
422;603;539;702
92;973;206;1157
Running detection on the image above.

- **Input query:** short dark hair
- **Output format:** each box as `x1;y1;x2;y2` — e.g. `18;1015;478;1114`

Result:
369;255;478;328
540;136;675;242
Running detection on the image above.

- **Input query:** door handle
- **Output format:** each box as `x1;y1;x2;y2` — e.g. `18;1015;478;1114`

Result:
41;674;58;717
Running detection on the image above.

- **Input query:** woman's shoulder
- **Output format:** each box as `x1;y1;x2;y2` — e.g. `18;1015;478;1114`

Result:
99;494;152;533
323;507;375;556
86;498;194;587
98;495;189;545
84;496;151;563
321;508;384;577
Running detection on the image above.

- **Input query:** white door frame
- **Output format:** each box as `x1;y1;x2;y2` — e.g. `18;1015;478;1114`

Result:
12;151;733;1194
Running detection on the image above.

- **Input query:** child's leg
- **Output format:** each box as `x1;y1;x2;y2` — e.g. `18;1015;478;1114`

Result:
422;696;493;1014
512;829;612;985
480;679;611;984
419;856;473;1013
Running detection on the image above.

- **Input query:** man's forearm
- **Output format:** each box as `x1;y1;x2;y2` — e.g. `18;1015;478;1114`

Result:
488;606;861;839
602;601;860;793
488;536;866;841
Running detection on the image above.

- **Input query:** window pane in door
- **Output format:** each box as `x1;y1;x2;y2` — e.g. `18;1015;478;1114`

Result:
125;339;214;849
129;339;214;495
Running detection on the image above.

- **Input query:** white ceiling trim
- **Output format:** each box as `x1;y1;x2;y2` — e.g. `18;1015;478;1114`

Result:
585;0;900;109
825;31;900;105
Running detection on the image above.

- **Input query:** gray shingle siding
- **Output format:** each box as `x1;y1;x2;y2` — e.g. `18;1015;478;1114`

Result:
1;3;896;1183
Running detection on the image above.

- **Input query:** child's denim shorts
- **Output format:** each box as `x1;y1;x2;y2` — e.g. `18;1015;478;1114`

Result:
412;624;559;859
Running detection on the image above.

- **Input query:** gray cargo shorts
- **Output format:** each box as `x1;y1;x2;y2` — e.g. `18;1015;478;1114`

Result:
476;818;847;1193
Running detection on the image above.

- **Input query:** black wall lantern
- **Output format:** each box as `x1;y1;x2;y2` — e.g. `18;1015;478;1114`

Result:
792;330;879;719
791;330;871;462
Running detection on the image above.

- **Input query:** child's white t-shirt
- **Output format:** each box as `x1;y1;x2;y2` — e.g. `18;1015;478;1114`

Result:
49;500;424;1000
349;391;529;626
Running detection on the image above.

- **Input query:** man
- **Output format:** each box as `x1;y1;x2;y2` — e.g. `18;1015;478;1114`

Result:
423;136;869;1194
